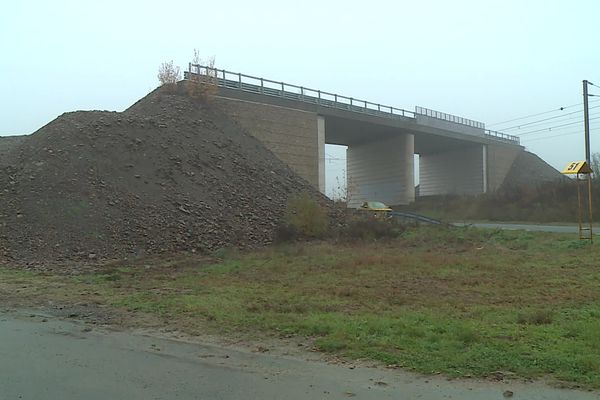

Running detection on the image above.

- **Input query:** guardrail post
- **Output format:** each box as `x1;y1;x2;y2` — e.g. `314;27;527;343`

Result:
300;87;304;101
364;100;367;110
334;94;337;106
261;78;264;94
238;73;242;89
318;90;321;105
222;69;226;86
281;82;284;94
377;104;380;112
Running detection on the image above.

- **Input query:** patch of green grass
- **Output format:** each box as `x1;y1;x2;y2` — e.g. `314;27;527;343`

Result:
2;227;600;387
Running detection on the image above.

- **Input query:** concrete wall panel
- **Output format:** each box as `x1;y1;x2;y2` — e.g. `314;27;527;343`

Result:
347;134;415;207
419;146;484;196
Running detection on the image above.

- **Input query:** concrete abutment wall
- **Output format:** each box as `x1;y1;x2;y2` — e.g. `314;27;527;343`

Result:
486;143;523;191
214;97;323;190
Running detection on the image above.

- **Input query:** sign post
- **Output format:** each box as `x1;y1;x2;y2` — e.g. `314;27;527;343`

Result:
562;161;593;243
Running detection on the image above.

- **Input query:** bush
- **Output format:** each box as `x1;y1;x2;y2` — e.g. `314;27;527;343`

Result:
340;218;405;241
157;60;181;92
283;193;329;239
274;223;298;243
187;50;218;102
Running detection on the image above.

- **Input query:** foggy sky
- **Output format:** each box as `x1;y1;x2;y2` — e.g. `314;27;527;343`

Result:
2;0;599;198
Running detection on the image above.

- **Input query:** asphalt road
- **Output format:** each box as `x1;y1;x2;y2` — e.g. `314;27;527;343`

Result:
453;222;596;235
1;311;598;400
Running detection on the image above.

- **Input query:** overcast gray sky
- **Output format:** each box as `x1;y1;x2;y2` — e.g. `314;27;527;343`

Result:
2;0;599;197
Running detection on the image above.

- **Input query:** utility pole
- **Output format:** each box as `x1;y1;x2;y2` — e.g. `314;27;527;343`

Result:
583;80;591;164
582;79;593;243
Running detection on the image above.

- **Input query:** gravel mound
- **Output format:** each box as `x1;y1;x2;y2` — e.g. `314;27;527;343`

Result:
0;86;328;266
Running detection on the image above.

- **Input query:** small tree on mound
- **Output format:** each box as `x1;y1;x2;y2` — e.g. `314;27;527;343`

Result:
187;50;218;102
284;193;329;238
157;60;181;92
591;152;600;180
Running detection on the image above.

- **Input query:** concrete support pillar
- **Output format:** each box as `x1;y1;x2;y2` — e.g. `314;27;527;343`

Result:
482;145;488;193
419;145;485;196
346;133;415;207
317;116;326;194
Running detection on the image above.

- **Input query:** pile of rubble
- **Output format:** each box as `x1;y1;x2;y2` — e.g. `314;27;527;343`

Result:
0;86;329;266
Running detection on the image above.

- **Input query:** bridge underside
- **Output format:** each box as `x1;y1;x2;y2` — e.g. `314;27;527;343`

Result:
213;91;524;206
324;115;522;205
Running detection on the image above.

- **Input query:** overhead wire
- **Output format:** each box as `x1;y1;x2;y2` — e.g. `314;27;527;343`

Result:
589;81;600;90
521;128;586;142
488;98;600;128
488;103;584;127
515;115;600;137
522;131;581;143
502;105;600;131
510;111;600;135
520;124;599;143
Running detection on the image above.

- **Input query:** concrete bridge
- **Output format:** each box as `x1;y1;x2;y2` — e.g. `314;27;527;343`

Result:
186;65;524;207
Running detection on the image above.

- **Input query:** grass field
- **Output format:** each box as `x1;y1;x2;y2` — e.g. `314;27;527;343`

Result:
2;226;600;388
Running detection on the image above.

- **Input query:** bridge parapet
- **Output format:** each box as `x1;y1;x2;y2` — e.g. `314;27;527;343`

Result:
415;106;520;144
185;64;520;145
185;64;413;120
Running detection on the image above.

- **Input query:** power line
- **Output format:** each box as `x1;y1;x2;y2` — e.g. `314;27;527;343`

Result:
521;125;599;143
505;109;600;132
488;103;583;127
323;153;345;162
516;115;600;137
589;81;600;90
521;129;583;142
488;98;600;128
501;105;600;131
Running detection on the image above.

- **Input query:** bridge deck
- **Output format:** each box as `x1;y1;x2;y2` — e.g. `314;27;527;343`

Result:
184;66;519;145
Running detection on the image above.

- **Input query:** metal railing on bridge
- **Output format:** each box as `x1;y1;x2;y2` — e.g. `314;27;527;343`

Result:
484;129;520;144
414;106;520;144
186;64;414;120
185;64;520;145
415;106;485;129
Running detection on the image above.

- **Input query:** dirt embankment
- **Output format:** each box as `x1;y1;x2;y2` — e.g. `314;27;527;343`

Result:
501;150;564;188
0;86;330;267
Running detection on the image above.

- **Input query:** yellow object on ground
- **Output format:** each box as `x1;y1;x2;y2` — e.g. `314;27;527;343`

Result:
359;202;392;212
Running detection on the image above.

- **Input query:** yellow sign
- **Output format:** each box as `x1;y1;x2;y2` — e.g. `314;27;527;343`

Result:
562;161;593;174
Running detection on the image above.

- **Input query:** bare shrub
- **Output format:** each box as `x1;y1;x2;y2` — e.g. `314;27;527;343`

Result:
283;193;329;239
157;60;181;92
187;50;218;102
591;152;600;180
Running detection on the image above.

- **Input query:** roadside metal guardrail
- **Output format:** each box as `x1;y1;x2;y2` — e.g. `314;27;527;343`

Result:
390;211;442;225
185;64;520;145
